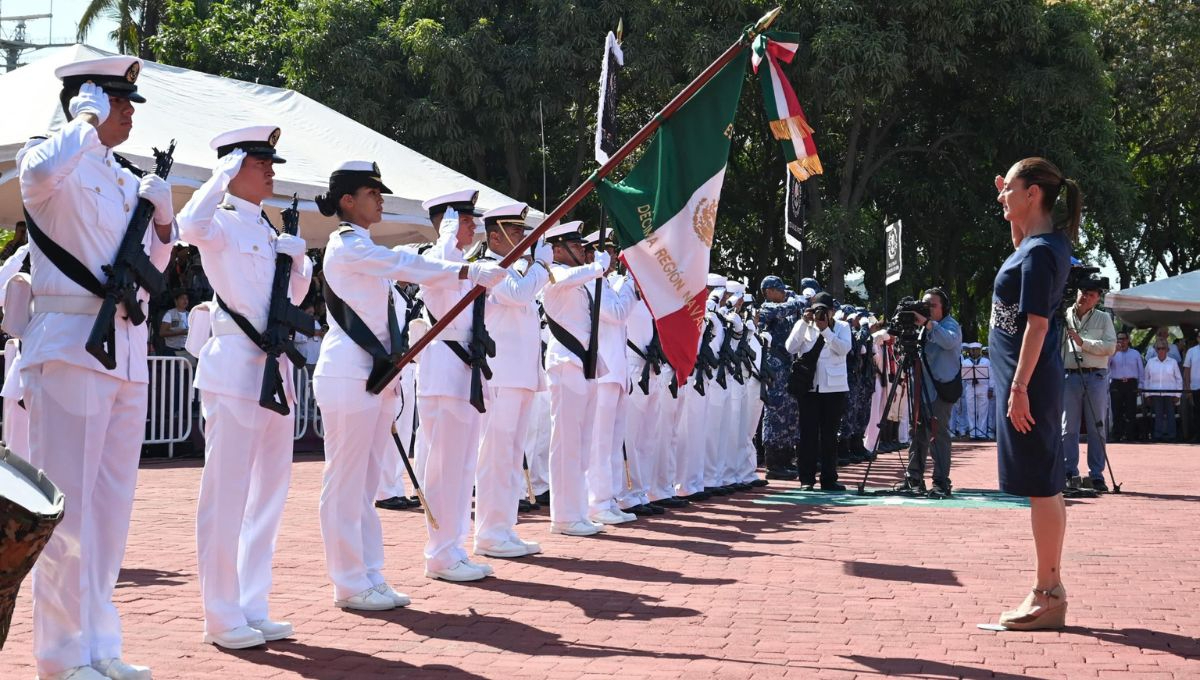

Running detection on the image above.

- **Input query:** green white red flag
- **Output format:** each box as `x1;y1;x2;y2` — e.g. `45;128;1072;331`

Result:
597;52;749;378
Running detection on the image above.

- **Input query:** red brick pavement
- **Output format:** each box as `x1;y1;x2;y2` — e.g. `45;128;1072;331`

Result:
3;441;1199;679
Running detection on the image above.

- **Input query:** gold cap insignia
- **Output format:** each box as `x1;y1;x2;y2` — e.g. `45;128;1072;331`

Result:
125;62;140;83
268;127;281;147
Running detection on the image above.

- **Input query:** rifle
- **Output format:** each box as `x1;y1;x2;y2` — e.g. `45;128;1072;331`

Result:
363;291;413;395
466;295;496;413
258;194;317;415
85;141;175;369
693;321;717;395
717;316;742;386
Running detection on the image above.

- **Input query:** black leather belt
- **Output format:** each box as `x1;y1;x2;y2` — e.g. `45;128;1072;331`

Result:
1067;367;1106;374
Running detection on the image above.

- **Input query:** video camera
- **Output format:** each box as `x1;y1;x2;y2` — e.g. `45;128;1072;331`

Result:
1063;265;1111;310
886;297;930;344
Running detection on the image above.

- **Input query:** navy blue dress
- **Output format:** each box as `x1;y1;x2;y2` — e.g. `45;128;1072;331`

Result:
989;231;1071;497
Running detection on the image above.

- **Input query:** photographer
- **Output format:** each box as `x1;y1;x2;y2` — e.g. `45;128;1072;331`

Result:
1061;277;1116;490
785;291;852;491
904;288;963;498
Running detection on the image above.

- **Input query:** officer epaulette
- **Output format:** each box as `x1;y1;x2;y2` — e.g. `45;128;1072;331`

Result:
218;203;235;211
335;223;356;236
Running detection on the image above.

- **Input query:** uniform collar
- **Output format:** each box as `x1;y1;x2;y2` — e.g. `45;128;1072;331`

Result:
224;193;265;221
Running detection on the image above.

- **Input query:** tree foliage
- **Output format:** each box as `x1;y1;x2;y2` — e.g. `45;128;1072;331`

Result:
149;0;1196;333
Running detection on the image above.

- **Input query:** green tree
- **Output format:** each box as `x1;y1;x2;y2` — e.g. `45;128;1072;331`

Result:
77;0;166;58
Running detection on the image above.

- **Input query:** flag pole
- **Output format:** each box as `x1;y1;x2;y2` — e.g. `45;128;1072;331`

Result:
390;7;783;374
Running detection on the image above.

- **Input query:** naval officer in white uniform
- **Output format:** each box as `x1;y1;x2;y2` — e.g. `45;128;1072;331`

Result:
313;166;505;608
177;126;312;649
19;55;176;680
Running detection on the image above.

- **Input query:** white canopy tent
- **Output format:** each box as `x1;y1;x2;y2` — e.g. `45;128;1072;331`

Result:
1104;270;1200;328
0;45;540;246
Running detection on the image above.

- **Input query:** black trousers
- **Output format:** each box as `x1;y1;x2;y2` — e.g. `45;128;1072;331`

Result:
798;390;847;485
1109;379;1139;441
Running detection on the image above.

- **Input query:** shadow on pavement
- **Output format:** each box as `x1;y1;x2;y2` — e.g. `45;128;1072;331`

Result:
596;532;775;559
219;639;488;680
843;561;962;587
348;607;734;663
116;568;189;589
844;655;1049;679
523;555;735;586
457;578;702;621
1068;626;1200;659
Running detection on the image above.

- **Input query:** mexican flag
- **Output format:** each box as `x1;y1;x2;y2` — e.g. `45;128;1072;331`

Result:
597;51;749;378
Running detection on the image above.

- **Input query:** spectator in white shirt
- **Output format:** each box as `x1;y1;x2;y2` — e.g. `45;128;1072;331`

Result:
159;290;190;354
1144;340;1183;442
1143;327;1182;364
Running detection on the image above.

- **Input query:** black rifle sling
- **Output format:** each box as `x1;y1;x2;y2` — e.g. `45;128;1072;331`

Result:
544;287;592;366
425;308;490;379
323;282;396;363
23;209;105;298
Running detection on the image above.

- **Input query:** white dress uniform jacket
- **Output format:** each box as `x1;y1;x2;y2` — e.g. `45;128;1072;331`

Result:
542;260;611;372
315;225;463;383
479;250;549;391
179;191;313;402
19;118;174;380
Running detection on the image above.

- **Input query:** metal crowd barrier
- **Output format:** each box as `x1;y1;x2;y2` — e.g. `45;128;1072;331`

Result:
145;356;195;458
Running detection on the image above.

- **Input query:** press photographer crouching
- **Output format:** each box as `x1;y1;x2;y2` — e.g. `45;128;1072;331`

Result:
901;288;963;499
785;291;852;491
1061;273;1116;492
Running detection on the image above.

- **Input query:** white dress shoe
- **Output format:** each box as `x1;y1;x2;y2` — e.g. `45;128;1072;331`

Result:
334;587;397;611
203;625;266;649
475;539;540;558
425;559;486;582
92;658;151;680
247;619;294;641
589;508;635;525
372;582;411;607
465;558;494;576
550;520;603;536
617;510;637;521
40;667;106;680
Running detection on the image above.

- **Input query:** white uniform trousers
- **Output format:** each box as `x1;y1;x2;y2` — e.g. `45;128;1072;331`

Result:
702;380;730;488
475;386;535;548
547;362;595;524
587;382;626;515
721;378;746;485
25;361;145;677
418;395;482;571
196;391;293;634
648;376;680;501
618;378;659;509
737;378;764;483
674;382;708;496
523;389;551;496
314;375;397;600
377;367;416;501
3;392;29;459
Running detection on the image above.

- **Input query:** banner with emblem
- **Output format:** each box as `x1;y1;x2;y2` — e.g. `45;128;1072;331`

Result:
594;28;625;165
596;51;749;378
885;219;903;285
784;170;805;253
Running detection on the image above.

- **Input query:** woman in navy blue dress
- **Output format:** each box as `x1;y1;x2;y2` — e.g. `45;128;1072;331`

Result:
990;158;1079;630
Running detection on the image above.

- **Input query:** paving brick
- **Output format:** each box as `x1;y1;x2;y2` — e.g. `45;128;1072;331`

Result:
1;443;1199;678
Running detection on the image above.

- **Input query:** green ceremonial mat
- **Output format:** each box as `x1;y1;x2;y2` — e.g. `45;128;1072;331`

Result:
753;488;1030;510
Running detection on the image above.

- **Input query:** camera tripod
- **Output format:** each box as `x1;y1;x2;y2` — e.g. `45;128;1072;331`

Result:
857;339;939;495
1062;311;1123;496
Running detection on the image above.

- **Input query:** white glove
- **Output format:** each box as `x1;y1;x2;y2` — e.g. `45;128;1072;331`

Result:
534;239;553;267
213;149;246;188
69;82;110;124
594;251;611;272
274;233;307;258
139;175;175;225
467;260;508;288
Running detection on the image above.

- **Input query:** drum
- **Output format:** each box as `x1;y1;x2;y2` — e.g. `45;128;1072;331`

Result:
0;446;64;649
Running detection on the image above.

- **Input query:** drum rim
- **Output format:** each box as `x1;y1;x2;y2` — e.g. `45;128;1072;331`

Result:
0;446;65;518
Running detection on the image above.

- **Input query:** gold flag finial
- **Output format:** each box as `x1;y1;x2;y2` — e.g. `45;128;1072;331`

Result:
752;7;782;37
616;18;624;43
